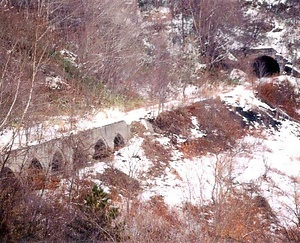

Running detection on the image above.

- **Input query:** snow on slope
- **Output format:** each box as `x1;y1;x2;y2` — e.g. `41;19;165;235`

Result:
244;0;299;63
0;85;206;150
250;0;287;5
81;82;300;227
1;79;299;227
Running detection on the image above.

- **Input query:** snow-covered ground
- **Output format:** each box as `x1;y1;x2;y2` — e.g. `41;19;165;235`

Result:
1;78;300;227
79;81;300;227
0;84;208;150
1;54;299;227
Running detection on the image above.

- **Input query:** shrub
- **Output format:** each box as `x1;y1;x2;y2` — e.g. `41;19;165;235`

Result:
256;78;300;120
67;184;124;242
152;98;246;157
142;136;173;177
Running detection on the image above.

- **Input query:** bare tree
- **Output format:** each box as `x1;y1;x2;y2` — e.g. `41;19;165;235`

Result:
77;0;144;96
0;4;57;166
253;58;268;79
193;0;244;69
169;0;244;70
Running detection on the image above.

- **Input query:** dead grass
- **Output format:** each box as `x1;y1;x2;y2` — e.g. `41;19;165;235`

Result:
180;191;282;243
152;98;246;158
210;194;278;242
97;167;140;199
153;106;193;137
282;227;300;242
120;188;285;243
142;136;173;177
256;78;300;121
130;121;148;137
122;196;210;243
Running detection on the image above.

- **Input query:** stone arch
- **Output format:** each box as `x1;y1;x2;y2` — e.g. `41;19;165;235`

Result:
252;55;280;78
52;150;64;172
114;133;125;149
0;167;20;191
0;166;15;178
93;138;109;160
29;157;43;170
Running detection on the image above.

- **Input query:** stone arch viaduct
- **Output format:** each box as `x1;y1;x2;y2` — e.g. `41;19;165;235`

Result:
1;121;131;174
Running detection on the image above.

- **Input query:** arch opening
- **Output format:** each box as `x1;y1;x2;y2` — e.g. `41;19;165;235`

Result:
0;167;20;191
0;167;15;179
0;166;17;183
93;139;109;160
252;55;280;78
114;133;125;149
52;151;64;172
29;158;43;170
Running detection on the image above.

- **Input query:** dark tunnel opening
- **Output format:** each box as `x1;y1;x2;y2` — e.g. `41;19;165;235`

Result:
252;55;280;78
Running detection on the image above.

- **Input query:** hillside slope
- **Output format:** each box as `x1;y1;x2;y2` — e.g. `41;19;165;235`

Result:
77;78;300;241
1;0;300;241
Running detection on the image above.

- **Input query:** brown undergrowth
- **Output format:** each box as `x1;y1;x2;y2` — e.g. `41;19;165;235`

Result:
142;136;173;177
98;167;140;200
256;78;300;121
121;189;284;242
153;98;246;158
181;190;280;243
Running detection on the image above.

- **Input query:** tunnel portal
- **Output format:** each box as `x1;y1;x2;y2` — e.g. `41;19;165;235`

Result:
252;55;280;78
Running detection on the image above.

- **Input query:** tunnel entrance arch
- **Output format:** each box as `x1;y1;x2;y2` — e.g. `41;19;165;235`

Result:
252;55;280;78
0;167;15;178
28;157;46;190
0;167;16;182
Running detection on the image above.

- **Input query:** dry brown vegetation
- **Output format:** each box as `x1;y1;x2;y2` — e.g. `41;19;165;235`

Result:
256;78;300;121
120;188;288;243
0;172;126;242
0;0;144;130
1;1;300;242
142;136;172;177
99;167;140;199
153;98;246;158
